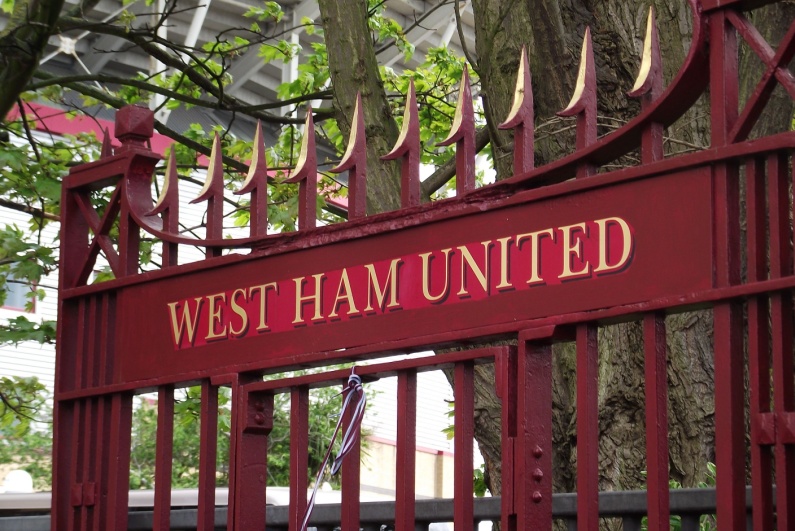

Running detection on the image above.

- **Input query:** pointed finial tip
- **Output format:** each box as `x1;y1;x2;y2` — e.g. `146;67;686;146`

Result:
558;26;595;117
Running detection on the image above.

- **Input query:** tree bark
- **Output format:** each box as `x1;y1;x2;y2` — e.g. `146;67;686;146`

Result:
0;0;66;117
317;0;402;215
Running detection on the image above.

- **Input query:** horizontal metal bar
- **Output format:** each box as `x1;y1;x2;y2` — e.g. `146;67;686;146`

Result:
0;487;765;531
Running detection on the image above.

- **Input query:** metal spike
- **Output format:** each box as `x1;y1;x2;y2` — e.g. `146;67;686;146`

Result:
286;110;319;230
235;121;268;237
148;150;180;266
190;133;224;249
558;27;596;118
149;149;179;217
498;47;535;174
438;66;476;195
100;128;114;158
628;7;662;98
558;27;597;178
382;80;421;208
331;92;367;220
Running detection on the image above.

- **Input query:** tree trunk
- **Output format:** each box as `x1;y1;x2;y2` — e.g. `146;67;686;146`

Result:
317;0;402;215
0;0;66;117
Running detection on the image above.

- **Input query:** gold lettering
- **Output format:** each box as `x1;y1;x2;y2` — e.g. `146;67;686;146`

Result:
419;248;452;303
457;241;492;296
364;259;402;312
205;292;228;341
495;237;513;291
329;269;359;318
558;223;590;279
167;297;204;347
250;282;278;332
593;217;633;274
293;274;325;324
229;288;249;338
516;229;554;284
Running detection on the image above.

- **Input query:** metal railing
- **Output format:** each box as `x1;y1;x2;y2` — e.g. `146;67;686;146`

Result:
0;487;757;531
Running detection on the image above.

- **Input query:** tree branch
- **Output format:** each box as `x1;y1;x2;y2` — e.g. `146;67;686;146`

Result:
0;199;60;221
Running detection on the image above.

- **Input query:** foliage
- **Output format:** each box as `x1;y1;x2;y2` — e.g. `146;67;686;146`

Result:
640;463;718;531
128;376;374;490
0;377;52;490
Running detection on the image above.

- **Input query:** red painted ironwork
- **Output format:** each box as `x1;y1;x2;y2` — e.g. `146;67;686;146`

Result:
52;2;795;530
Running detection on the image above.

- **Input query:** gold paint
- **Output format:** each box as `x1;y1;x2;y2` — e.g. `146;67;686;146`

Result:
419;249;453;303
441;71;469;144
558;223;590;279
293;274;325;324
290;113;313;180
457;241;492;296
503;48;528;125
195;134;221;201
240;122;263;191
631;8;655;94
229;288;249;338
250;282;278;331
560;28;591;115
337;98;362;169
328;269;359;318
364;259;402;312
495;237;514;290
167;297;204;347
516;229;555;284
593;217;633;273
154;151;175;211
205;292;228;341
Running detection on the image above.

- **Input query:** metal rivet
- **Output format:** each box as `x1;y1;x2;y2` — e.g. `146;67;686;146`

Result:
254;412;265;425
533;468;544;482
532;491;543;503
254;400;265;412
533;446;543;458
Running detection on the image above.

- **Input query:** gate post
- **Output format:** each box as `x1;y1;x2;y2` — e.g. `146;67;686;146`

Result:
500;327;565;531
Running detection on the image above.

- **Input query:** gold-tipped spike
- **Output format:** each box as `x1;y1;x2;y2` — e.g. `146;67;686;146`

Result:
236;121;267;195
500;47;533;129
331;93;367;219
628;7;661;97
559;27;595;117
149;150;178;216
498;47;535;174
191;133;224;204
439;67;474;146
382;80;421;207
286;109;318;230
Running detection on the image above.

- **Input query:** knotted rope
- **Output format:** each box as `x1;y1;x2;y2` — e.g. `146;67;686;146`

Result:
300;368;366;531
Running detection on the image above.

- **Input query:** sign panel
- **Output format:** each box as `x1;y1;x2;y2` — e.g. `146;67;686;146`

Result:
117;169;713;383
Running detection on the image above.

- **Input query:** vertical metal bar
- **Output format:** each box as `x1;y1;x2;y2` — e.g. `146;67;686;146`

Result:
576;324;599;531
233;388;272;531
769;151;795;528
713;156;745;530
500;347;517;531
104;393;133;531
91;396;107;531
197;381;219;531
644;313;669;531
395;370;417;531
67;400;84;531
746;156;774;531
453;361;474;530
341;383;362;531
289;387;309;531
80;398;96;531
118;194;140;276
516;340;553;531
153;385;175;531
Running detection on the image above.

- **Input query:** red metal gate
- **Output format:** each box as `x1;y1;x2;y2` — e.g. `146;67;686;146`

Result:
54;0;795;529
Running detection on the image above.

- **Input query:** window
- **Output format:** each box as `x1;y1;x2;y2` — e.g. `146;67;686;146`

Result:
2;275;34;312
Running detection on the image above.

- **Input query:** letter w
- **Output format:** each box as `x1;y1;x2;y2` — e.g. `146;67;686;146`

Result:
167;297;204;348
